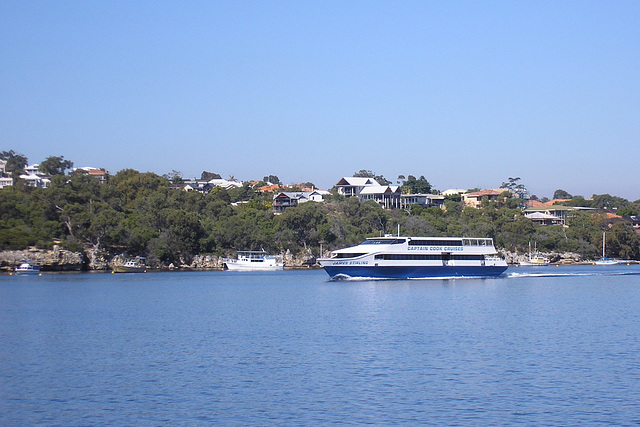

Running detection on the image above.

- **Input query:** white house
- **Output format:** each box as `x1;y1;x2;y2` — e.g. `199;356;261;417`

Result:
24;164;41;175
401;193;445;209
273;191;327;213
308;189;330;202
358;185;402;209
335;177;403;208
442;189;467;197
20;173;50;188
335;177;381;198
208;178;243;190
0;177;13;188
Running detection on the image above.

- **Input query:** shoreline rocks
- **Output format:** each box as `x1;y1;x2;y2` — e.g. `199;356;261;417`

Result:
0;246;84;271
502;250;584;265
0;247;320;272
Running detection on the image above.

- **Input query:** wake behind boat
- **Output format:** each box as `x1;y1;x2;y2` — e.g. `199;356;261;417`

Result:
223;250;284;271
318;236;508;279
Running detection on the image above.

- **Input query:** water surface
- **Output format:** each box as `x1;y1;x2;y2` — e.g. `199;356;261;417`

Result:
2;265;640;425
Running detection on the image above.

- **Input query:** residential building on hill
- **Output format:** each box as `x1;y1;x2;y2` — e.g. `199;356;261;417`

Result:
359;185;402;209
335;177;381;198
400;193;445;209
525;199;571;208
524;205;597;226
24;164;41;175
20;173;50;188
273;190;329;213
442;189;467;196
463;189;508;208
335;177;401;209
0;177;13;188
73;167;109;183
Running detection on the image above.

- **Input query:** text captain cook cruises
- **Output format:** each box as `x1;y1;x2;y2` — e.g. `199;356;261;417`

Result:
318;235;508;279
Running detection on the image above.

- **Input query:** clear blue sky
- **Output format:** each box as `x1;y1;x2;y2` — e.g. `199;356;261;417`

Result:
2;1;638;200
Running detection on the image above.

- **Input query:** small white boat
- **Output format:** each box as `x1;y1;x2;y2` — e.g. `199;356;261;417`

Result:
14;261;41;275
519;256;550;266
223;251;284;271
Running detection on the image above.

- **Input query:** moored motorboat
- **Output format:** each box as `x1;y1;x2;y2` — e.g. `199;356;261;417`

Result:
13;261;41;275
519;242;550;266
318;235;508;279
112;259;147;273
223;250;284;271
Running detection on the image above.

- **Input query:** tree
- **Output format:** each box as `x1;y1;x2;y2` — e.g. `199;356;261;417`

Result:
500;177;527;199
353;169;390;185
354;169;374;178
263;175;281;185
163;170;183;184
201;171;222;181
590;194;629;210
553;189;573;200
39;156;73;176
0;150;28;175
400;175;432;194
562;196;589;207
276;202;327;251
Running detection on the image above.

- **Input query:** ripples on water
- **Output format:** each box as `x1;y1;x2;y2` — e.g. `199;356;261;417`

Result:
1;265;640;425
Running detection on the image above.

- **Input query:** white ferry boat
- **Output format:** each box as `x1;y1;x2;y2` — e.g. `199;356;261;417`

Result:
318;236;508;279
223;251;284;271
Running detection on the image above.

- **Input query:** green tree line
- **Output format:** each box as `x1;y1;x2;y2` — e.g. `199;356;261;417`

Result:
1;165;639;263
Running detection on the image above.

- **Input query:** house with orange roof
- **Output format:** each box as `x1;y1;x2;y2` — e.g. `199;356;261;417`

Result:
525;199;571;208
72;167;109;183
462;189;508;208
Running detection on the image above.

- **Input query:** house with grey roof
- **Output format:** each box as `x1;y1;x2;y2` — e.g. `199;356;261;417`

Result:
273;191;327;213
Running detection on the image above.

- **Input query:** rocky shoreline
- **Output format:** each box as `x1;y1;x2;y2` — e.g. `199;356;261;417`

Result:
0;247;320;272
501;250;584;265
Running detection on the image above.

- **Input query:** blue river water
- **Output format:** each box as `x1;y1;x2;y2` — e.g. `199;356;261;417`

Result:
1;265;640;425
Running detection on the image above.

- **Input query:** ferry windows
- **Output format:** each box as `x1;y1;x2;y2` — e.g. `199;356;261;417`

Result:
362;239;405;245
334;253;366;259
461;238;493;247
376;254;442;261
408;240;463;247
374;254;484;261
452;255;484;261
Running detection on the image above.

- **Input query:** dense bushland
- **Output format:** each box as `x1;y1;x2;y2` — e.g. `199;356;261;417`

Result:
1;169;639;263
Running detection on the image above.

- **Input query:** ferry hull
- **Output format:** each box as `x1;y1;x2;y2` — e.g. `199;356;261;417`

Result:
322;265;508;279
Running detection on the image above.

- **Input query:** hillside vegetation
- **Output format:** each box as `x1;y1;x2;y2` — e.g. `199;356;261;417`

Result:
1;169;639;264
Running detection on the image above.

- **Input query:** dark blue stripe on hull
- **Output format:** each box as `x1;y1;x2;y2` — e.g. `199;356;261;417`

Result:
323;265;508;279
